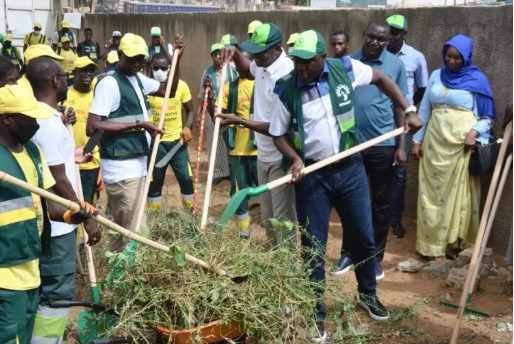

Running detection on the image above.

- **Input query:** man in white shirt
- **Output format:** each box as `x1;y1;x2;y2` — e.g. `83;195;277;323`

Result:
269;30;423;342
219;22;296;249
87;33;185;252
26;56;101;344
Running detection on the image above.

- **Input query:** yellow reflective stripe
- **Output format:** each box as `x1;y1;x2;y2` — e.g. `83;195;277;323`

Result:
339;116;355;133
0;208;36;226
187;162;192;178
32;313;68;338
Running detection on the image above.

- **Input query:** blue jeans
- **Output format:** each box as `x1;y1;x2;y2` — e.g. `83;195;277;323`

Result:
390;135;412;221
295;154;377;320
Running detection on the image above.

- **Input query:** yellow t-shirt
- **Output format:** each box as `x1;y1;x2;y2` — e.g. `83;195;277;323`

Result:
148;79;192;142
222;79;257;156
59;48;78;74
23;32;49;46
0;146;56;290
63;87;100;170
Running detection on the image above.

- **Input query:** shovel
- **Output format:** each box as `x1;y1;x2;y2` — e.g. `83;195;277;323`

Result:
0;171;248;283
133;49;180;234
219;127;405;229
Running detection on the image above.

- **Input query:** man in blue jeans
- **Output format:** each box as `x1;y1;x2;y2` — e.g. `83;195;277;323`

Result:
270;30;422;342
333;18;410;280
386;14;429;238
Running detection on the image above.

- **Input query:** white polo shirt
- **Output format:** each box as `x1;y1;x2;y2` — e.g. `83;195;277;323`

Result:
89;72;160;184
249;50;294;163
32;104;78;237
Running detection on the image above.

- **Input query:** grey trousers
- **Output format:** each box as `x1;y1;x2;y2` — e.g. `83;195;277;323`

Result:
257;158;297;250
105;177;147;252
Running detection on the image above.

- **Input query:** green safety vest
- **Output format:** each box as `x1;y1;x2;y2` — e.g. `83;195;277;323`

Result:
0;141;51;268
97;68;151;160
276;58;358;170
222;79;257;150
2;47;19;65
78;41;98;63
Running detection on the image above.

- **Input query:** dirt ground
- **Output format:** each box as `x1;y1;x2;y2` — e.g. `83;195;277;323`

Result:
67;138;513;344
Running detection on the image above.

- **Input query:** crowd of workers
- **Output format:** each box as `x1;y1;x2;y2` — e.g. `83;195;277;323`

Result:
0;13;499;344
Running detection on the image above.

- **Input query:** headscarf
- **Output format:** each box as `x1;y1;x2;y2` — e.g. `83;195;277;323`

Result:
440;34;496;119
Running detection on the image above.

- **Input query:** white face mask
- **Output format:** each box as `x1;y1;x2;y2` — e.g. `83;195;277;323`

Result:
288;46;294;54
153;68;169;83
34;29;41;35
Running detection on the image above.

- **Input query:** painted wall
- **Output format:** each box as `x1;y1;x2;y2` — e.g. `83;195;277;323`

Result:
84;5;513;253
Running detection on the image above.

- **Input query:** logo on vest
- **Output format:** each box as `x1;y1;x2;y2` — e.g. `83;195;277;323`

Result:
335;84;351;101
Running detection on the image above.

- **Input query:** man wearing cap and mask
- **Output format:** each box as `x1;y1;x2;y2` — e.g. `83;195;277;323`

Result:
2;35;23;72
0;85;97;344
87;33;185;252
63;57;100;205
269;29;423;342
145;26;173;76
247;20;262;39
23;23;49;52
51;20;77;51
25;56;101;344
218;22;296;249
386;14;429;239
77;28;101;65
147;52;195;210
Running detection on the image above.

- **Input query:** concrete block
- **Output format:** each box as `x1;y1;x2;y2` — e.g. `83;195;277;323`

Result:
398;258;425;273
446;266;478;292
422;259;451;276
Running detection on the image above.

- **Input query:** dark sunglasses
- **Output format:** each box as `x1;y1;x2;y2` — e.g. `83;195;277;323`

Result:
152;66;169;72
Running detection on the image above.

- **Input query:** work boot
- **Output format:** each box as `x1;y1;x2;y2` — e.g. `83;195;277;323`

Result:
390;219;406;238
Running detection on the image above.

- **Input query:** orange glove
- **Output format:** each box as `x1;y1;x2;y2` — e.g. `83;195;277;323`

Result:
181;127;192;143
63;201;98;224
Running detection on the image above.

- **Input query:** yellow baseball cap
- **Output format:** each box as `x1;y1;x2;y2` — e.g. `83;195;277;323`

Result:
4;35;12;42
0;85;54;119
287;33;299;45
248;20;263;34
34;22;42;29
24;44;64;63
106;50;119;64
61;20;70;28
119;33;148;57
60;36;70;43
74;56;98;70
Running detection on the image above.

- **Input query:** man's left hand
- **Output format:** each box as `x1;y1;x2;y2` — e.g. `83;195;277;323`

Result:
180;127;192;142
63;107;76;125
83;219;101;245
404;112;423;134
74;146;94;164
393;148;407;167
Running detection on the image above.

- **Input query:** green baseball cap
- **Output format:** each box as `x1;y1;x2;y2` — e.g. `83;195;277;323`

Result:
289;30;326;60
240;22;283;54
387;14;408;30
150;26;162;37
210;43;224;54
220;34;238;47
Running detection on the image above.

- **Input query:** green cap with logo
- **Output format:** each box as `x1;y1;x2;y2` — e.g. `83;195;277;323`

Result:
240;22;283;54
386;14;408;30
150;26;162;37
220;34;238;47
210;43;224;54
289;30;326;59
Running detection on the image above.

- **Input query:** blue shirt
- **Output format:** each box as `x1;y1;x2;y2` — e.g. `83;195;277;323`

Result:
394;42;429;105
351;49;408;146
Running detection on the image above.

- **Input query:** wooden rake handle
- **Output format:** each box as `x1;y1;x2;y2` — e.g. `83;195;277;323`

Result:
0;171;233;279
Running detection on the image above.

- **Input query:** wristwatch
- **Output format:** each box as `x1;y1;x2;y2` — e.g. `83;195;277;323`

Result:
404;105;417;116
135;120;141;130
239;118;246;128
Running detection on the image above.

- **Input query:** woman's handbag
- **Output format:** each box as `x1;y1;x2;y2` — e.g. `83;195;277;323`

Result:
469;138;503;175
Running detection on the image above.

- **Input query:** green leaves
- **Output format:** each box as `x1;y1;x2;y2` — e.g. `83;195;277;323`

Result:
172;244;186;267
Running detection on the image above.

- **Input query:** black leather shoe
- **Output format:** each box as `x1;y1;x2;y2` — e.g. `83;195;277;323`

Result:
359;294;389;321
331;255;354;276
391;219;406;238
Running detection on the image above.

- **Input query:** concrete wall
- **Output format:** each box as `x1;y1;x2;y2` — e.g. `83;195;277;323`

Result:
84;6;513;253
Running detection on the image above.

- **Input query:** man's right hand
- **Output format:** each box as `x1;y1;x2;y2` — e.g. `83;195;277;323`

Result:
220;45;237;65
140;121;163;137
287;157;305;183
203;76;213;95
411;142;423;160
216;113;240;127
173;34;186;57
